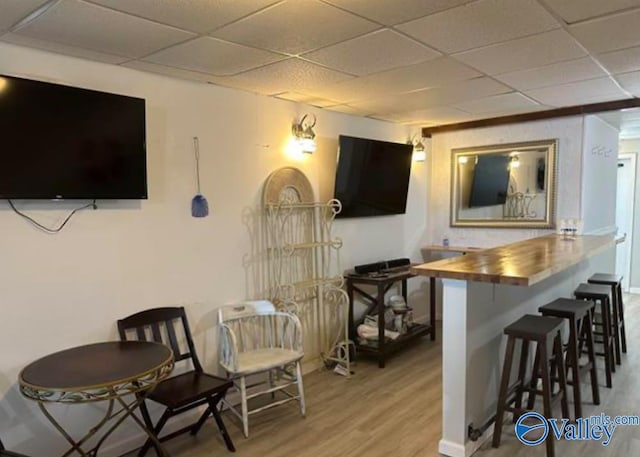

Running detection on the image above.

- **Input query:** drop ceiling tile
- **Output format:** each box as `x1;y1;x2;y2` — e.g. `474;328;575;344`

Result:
0;0;49;31
569;10;640;53
275;92;339;107
303;29;440;76
306;57;481;102
223;57;353;95
454;92;540;114
524;77;628;106
12;0;196;58
615;70;640;93
322;0;474;26
86;0;280;33
122;60;224;84
454;29;586;75
385;107;473;124
326;104;370;116
350;77;511;114
211;0;379;55
143;36;285;76
0;31;129;64
397;0;560;54
495;57;607;90
598;46;640;74
543;0;640;24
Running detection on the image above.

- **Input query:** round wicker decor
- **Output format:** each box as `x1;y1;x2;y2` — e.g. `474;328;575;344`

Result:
262;167;315;206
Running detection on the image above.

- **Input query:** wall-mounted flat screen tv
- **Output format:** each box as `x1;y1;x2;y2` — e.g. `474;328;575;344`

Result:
469;155;510;207
333;135;413;218
0;74;147;199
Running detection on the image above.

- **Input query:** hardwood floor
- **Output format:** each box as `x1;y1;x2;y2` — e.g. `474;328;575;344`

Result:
126;294;639;457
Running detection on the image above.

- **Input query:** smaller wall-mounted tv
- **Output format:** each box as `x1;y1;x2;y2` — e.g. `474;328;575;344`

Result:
333;135;413;218
0;74;147;200
469;155;510;207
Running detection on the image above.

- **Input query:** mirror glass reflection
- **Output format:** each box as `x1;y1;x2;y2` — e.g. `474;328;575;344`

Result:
451;139;557;228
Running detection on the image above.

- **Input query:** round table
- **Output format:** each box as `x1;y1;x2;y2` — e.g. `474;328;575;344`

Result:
19;341;174;456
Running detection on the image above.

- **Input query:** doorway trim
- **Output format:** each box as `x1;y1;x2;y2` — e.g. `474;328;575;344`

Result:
619;153;637;293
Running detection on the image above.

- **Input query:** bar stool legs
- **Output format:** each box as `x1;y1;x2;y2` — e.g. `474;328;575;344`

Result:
493;315;568;457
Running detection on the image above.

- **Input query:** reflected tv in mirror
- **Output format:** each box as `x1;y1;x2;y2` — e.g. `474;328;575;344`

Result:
333;135;413;218
0;74;147;199
469;155;510;207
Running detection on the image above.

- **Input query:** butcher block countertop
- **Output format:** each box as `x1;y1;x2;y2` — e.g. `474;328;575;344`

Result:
412;234;615;286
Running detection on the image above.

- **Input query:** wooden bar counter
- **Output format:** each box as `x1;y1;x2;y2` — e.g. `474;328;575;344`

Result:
411;233;616;457
413;234;614;286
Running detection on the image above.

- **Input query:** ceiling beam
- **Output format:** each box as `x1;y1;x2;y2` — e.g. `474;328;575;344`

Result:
421;98;640;138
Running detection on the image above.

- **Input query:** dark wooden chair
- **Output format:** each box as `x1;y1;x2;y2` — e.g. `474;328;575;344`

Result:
0;439;30;457
117;307;235;456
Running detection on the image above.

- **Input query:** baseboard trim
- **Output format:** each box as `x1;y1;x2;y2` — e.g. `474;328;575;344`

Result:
629;287;640;294
438;429;493;457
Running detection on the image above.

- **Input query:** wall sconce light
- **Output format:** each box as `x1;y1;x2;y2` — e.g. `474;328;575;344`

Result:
510;155;520;169
458;156;469;164
292;113;317;154
408;134;426;162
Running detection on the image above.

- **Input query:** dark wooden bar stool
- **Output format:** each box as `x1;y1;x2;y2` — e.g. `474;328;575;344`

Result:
588;273;627;365
539;298;600;420
493;315;569;457
574;283;615;388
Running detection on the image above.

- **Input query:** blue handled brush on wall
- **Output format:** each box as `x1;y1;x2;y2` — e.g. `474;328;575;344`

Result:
191;136;209;218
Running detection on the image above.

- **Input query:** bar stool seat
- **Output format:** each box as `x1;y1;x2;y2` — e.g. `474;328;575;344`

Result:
574;283;616;388
539;298;600;420
588;273;627;365
493;315;569;457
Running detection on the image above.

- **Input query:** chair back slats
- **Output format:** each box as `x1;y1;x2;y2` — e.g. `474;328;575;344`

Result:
117;306;203;372
136;327;147;342
150;323;163;343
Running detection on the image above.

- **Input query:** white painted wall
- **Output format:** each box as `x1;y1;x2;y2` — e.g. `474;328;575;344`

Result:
0;42;429;456
581;115;619;234
426;117;585;249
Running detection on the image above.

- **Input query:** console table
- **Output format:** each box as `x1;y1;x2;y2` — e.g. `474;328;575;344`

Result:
346;268;435;368
19;341;174;456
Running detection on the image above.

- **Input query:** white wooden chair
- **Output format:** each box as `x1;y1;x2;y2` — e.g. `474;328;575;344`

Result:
218;300;306;437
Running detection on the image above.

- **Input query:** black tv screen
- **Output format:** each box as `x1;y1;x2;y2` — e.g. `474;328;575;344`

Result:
333;135;413;218
469;155;510;207
0;75;147;199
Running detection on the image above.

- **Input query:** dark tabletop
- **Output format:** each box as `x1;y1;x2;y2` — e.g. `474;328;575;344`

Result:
19;341;173;391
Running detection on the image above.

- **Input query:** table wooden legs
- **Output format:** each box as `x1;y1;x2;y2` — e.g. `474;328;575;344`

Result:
377;283;386;368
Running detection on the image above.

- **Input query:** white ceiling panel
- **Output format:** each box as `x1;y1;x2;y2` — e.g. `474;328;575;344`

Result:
325;104;371;116
569;10;640;54
543;0;640;24
524;77;628;106
211;0;379;55
86;0;280;33
275;92;338;107
143;37;285;76
0;31;128;64
306;57;481;102
0;0;50;32
123;60;225;84
12;0;196;58
321;0;474;26
385;106;473;124
454;92;540;114
495;57;607;90
350;77;511;114
303;29;440;76
223;57;353;95
615;70;640;93
454;30;586;75
598;46;640;74
397;0;559;54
